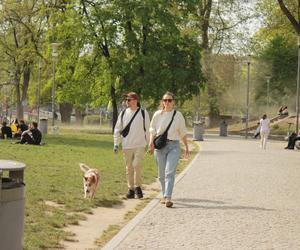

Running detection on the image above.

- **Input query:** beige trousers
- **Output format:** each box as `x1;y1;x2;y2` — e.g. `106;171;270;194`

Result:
123;147;145;190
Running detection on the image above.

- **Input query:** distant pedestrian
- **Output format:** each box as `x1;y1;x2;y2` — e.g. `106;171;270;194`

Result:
253;122;260;139
259;114;270;150
148;91;190;208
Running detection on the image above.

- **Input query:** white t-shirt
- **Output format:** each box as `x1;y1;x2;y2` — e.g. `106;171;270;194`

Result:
149;110;187;140
260;118;270;132
114;108;150;149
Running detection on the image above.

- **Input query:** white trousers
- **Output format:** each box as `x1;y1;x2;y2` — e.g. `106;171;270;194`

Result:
260;130;269;149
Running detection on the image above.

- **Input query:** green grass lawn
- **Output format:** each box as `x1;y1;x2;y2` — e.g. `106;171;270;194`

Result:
0;129;197;249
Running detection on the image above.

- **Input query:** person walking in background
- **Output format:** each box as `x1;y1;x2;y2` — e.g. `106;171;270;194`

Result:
113;92;150;199
253;122;261;139
148;91;189;208
259;114;270;150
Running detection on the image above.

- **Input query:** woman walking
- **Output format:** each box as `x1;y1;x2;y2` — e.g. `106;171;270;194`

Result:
260;114;270;150
149;92;189;208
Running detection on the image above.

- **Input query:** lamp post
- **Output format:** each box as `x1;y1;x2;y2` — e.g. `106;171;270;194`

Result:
51;43;60;127
266;75;271;114
245;54;251;139
296;36;300;134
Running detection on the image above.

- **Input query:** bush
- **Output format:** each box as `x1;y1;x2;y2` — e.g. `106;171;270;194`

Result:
84;115;100;125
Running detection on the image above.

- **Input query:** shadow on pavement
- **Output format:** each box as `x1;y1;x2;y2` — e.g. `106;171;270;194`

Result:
172;199;274;211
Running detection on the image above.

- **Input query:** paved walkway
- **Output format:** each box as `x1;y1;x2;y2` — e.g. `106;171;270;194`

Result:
104;136;300;250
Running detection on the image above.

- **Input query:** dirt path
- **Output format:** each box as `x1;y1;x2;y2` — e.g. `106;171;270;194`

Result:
63;182;160;250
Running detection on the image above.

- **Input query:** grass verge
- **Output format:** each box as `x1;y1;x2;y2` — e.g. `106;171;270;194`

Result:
0;130;198;249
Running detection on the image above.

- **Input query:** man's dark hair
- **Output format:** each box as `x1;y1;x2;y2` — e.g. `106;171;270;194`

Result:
32;122;38;128
2;121;7;126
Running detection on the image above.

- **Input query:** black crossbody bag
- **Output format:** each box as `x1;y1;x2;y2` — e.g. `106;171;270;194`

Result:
121;108;140;137
153;110;177;149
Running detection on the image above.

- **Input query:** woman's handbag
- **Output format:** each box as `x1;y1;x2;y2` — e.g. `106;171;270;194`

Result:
153;110;176;149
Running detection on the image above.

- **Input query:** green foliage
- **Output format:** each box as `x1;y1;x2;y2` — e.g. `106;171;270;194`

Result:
253;1;299;108
84;115;100;125
262;35;297;93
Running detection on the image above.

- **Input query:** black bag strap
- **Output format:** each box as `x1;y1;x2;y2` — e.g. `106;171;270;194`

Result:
160;110;177;136
121;108;141;133
141;109;145;132
121;108;145;132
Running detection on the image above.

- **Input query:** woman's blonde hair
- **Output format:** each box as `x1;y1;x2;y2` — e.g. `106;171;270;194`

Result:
160;91;175;110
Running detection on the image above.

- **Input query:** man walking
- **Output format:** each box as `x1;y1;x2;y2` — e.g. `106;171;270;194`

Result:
113;92;150;199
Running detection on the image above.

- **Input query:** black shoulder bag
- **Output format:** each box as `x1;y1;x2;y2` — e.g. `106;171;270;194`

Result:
121;108;141;137
153;110;177;149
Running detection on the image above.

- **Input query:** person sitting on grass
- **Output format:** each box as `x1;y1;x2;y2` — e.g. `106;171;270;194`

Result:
1;121;12;139
285;131;300;150
13;120;28;139
280;106;289;117
19;121;42;145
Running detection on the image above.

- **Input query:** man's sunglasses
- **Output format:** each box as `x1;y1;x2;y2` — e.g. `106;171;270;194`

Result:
163;99;173;103
125;98;135;102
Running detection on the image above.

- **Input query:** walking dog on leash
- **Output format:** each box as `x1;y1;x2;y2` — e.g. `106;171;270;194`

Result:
79;163;100;199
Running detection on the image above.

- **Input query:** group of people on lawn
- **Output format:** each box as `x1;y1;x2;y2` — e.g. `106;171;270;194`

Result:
0;118;42;145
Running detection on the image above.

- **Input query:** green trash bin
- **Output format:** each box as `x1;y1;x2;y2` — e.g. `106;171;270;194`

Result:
219;120;228;136
0;160;26;250
39;118;48;135
193;121;204;141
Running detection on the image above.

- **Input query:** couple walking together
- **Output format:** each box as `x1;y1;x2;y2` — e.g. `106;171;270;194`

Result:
113;91;189;208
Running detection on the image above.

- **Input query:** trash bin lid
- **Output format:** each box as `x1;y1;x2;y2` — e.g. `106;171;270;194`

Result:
0;160;26;171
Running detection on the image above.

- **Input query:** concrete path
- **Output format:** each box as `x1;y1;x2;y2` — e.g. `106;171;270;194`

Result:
103;137;300;250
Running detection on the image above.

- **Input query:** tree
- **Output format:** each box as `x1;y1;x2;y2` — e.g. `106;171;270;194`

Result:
277;0;300;34
80;0;205;130
253;1;300;109
0;0;46;119
174;0;255;124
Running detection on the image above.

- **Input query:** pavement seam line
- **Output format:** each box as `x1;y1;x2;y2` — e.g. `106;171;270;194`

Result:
102;143;201;250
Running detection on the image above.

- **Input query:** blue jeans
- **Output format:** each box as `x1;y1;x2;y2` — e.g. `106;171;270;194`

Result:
154;141;180;199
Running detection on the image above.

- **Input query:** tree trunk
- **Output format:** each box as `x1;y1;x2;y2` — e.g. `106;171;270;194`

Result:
59;103;73;123
21;62;31;120
202;51;219;127
75;108;86;125
14;67;23;120
111;84;118;132
198;1;219;126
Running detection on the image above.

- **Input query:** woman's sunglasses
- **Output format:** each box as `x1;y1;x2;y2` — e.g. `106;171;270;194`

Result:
163;99;173;103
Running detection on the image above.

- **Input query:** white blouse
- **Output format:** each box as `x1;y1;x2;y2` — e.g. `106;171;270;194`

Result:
149;110;187;140
260;118;270;132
